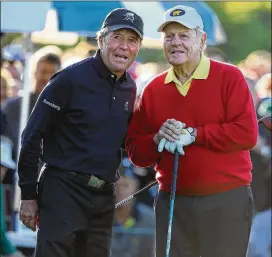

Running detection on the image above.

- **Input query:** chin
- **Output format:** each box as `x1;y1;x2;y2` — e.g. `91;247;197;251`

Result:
170;60;187;66
112;64;130;73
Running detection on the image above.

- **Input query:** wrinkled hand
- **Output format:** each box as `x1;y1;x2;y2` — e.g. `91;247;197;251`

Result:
158;127;196;155
153;119;186;145
19;200;39;231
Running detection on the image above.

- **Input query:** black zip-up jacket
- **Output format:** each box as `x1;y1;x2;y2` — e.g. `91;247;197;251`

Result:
18;51;136;199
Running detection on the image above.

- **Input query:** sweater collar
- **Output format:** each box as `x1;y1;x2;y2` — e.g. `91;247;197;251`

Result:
164;55;210;85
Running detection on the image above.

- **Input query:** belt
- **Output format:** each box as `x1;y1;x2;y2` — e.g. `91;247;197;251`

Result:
67;171;111;188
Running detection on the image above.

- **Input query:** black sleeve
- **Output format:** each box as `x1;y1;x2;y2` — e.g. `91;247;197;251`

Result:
18;70;72;200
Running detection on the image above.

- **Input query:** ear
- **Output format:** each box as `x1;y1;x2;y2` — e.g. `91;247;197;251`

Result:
200;32;207;52
98;35;103;48
201;33;207;45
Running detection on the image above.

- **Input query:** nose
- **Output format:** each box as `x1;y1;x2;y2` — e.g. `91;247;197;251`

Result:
119;39;129;50
172;34;182;46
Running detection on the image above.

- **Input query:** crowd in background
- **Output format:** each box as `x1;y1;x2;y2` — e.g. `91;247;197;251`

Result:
0;38;271;257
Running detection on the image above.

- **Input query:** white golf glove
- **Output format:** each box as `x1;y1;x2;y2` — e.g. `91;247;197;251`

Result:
158;127;196;155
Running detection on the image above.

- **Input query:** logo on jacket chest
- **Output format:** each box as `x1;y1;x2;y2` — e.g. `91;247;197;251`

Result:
124;101;129;112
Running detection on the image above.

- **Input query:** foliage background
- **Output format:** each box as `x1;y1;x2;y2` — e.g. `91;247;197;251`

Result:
208;2;271;64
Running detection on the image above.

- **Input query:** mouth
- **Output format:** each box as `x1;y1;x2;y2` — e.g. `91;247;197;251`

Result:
171;50;185;55
114;54;129;62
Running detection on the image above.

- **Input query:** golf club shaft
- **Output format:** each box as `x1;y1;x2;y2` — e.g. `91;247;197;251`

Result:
115;180;158;208
165;151;179;257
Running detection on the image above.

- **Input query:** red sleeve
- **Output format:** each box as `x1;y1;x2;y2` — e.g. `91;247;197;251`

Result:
125;87;161;167
196;68;258;152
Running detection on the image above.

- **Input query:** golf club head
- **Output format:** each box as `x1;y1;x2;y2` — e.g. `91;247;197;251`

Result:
258;116;272;132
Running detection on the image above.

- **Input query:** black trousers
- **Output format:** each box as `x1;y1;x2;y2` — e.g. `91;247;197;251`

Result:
35;167;115;257
155;186;254;257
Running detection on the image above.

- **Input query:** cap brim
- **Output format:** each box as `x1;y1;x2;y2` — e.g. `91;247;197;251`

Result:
157;20;197;32
106;25;143;39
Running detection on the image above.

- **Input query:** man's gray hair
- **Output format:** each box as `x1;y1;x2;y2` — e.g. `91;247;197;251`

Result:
96;28;109;39
96;29;110;48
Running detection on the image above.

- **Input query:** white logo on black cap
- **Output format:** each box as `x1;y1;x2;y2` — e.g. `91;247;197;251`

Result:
124;12;135;22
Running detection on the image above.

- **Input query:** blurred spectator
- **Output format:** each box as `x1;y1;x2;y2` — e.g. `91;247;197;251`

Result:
239;50;271;82
9;79;23;98
257;98;271;119
1;68;14;106
250;74;271;214
111;158;155;257
2;51;61;158
74;41;97;58
2;44;25;81
205;47;229;63
2;60;22;81
238;51;271;111
1;129;25;257
255;73;271;149
1;75;9;106
2;44;25;64
86;37;99;56
87;49;97;57
61;47;84;68
248;67;271;255
255;73;271;102
61;41;97;67
1;108;8;135
250;146;271;212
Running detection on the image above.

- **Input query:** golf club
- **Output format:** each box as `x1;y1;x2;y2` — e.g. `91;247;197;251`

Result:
165;150;179;257
115;180;158;208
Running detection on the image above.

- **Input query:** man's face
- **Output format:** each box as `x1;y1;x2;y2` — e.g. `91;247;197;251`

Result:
99;29;141;78
163;23;204;66
115;176;138;204
34;60;60;95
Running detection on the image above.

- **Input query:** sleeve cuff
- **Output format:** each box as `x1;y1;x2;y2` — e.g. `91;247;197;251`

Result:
149;133;162;157
195;126;205;145
19;184;38;200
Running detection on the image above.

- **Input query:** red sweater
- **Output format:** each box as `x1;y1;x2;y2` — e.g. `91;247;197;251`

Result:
126;60;258;195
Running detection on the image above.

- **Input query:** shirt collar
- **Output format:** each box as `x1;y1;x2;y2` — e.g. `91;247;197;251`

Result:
164;55;210;84
93;50;128;82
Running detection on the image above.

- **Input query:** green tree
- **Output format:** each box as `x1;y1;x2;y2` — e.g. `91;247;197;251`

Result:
208;2;271;63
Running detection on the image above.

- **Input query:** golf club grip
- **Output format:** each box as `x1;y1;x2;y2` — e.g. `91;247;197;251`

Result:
115;180;158;208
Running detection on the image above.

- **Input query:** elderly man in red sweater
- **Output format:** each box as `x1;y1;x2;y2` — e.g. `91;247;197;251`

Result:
126;5;258;257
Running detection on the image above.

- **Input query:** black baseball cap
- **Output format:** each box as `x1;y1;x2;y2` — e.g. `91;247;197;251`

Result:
101;8;144;39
